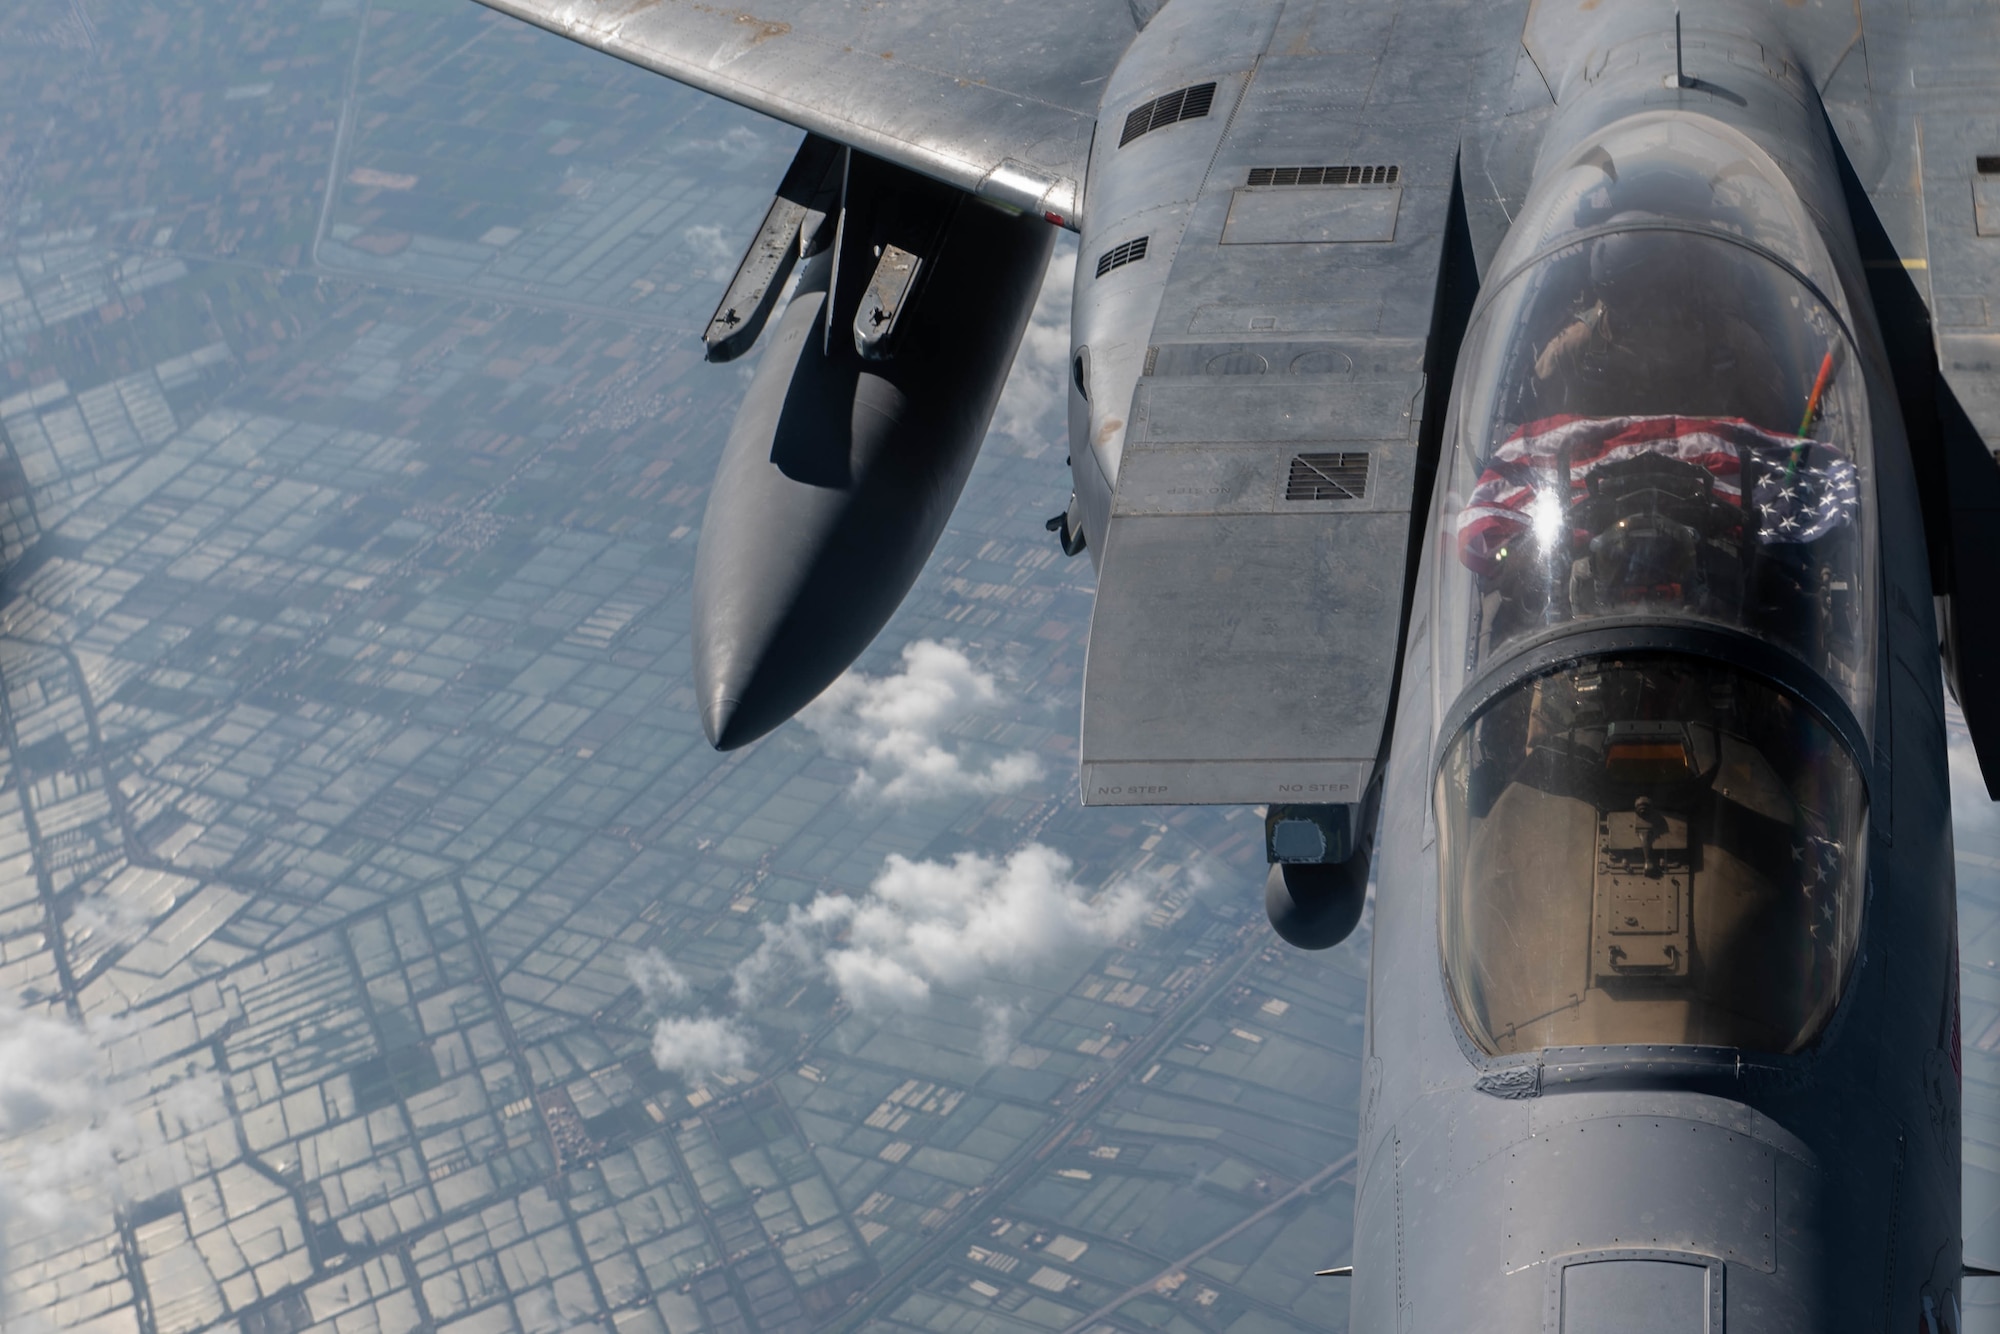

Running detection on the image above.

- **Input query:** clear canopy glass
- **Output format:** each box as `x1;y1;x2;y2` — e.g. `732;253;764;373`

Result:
1433;114;1874;725
1437;655;1867;1056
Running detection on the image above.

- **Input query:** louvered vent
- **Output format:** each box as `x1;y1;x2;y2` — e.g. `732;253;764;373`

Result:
1980;155;2000;175
1247;165;1400;187
1119;82;1219;147
1285;452;1369;501
1095;236;1150;278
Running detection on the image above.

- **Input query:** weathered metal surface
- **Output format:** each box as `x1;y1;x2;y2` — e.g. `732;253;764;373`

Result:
471;0;1134;228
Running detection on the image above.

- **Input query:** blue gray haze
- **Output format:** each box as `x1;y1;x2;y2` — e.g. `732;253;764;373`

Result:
0;2;1989;1333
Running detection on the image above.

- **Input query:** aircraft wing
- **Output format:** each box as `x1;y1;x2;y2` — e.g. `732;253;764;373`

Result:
470;0;1144;226
1825;0;2000;793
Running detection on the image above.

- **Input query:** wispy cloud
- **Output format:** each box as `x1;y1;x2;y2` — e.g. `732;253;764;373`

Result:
66;895;151;964
988;237;1077;456
678;220;744;287
976;997;1028;1065
735;844;1145;1018
801;640;1044;801
0;1008;109;1216
625;949;692;1007
686;124;767;158
0;1003;227;1317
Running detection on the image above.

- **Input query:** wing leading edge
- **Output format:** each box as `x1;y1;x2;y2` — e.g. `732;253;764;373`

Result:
471;0;1146;227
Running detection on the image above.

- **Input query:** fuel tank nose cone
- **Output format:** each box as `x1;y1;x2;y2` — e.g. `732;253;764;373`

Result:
699;693;746;751
692;633;800;751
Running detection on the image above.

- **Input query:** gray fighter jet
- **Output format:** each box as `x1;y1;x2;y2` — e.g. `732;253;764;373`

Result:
474;0;1999;1326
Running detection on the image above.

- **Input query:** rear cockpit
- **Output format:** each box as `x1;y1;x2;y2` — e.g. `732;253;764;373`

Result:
1431;112;1874;1057
1437;655;1867;1054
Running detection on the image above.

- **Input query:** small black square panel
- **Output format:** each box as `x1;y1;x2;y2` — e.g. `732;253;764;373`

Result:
1285;452;1369;501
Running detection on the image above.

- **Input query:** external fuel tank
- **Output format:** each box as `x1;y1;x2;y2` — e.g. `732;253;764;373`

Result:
691;153;1056;748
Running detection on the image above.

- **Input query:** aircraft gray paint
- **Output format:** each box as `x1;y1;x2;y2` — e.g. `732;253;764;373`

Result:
474;0;1999;1327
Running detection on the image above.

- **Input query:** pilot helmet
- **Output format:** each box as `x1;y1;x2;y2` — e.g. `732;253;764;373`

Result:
1586;220;1669;299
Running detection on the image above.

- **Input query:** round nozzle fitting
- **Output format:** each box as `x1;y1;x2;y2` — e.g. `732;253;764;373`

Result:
1264;857;1368;950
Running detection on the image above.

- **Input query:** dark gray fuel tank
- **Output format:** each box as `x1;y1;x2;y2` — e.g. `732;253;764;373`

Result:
692;153;1056;749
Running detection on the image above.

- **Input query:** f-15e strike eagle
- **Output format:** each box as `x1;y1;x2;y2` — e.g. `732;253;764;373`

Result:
475;0;1999;1326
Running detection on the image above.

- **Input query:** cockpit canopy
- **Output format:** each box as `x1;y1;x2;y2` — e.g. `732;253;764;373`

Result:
1430;114;1874;1058
1434;113;1874;727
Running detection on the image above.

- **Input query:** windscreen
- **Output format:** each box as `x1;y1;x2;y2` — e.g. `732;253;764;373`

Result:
1433;114;1874;724
1437;655;1866;1055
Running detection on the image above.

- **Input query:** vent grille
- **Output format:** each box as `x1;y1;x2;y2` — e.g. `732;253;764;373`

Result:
1980;155;2000;175
1247;164;1400;187
1095;236;1150;278
1285;452;1369;501
1119;82;1219;147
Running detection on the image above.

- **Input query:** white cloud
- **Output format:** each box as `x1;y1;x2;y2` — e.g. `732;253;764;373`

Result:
0;1006;103;1141
649;1015;754;1082
977;998;1027;1065
0;1002;227;1313
801;640;1044;801
625;949;691;1007
728;910;821;1010
680;221;738;280
627;949;754;1086
988;237;1077;456
687;124;766;158
735;843;1145;1016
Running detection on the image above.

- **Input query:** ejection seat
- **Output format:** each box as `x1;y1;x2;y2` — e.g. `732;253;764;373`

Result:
1566;449;1746;617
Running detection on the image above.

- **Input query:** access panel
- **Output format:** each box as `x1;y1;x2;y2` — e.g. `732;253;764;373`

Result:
1081;375;1423;806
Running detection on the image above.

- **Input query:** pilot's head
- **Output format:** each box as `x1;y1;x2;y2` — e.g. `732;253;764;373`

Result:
1586;223;1658;301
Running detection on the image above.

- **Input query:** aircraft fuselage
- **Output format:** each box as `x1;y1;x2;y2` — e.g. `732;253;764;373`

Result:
1070;3;1962;1329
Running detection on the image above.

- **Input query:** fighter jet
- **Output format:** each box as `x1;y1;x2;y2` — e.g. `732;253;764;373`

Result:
475;0;1997;1325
